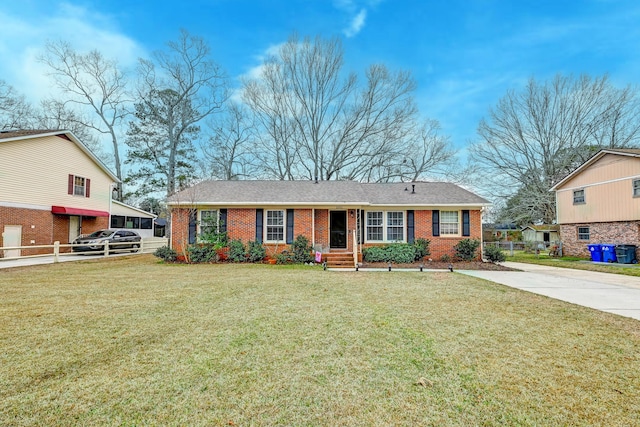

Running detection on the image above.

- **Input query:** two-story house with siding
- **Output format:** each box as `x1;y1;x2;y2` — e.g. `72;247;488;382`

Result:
167;180;489;264
551;149;640;258
0;130;154;256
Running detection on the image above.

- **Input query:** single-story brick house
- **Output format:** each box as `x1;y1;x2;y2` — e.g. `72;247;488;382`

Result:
167;180;489;261
551;148;640;258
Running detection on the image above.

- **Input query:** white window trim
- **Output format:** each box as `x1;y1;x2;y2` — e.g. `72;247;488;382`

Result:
440;210;461;237
265;209;286;243
577;226;590;241
365;211;406;243
73;175;86;197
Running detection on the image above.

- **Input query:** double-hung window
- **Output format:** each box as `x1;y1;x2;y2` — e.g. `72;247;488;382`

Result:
266;210;285;242
199;210;218;237
68;174;89;197
577;226;590;241
440;211;459;235
366;211;405;242
573;189;585;204
366;212;384;241
633;179;640;197
74;176;86;196
386;211;404;241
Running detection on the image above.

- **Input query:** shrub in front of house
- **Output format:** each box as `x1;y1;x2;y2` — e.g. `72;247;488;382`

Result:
246;240;266;263
187;244;218;263
413;238;431;260
154;246;177;262
484;245;506;263
363;243;417;264
228;239;247;262
291;235;314;263
454;238;481;261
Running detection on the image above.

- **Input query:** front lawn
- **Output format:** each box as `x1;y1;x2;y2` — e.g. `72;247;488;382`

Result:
1;255;639;426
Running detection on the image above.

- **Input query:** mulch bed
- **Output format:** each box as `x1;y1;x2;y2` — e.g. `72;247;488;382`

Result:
360;261;516;271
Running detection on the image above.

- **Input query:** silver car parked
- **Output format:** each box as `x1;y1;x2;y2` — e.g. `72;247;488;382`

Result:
72;229;141;253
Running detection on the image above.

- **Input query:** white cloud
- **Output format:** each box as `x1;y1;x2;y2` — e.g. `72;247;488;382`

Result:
344;9;367;38
0;3;144;104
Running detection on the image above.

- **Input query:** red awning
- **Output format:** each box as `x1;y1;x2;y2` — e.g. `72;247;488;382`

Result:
51;206;110;217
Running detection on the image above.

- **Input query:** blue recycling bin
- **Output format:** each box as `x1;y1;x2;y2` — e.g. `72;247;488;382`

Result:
601;244;617;263
587;244;603;262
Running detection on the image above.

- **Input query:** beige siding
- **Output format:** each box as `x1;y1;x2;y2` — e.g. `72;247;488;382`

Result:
0;135;115;211
556;154;640;224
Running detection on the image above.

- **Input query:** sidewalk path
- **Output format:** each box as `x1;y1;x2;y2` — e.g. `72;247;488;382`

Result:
459;262;640;321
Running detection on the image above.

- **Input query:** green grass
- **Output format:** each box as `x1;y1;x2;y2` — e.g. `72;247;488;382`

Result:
505;250;640;277
1;255;640;426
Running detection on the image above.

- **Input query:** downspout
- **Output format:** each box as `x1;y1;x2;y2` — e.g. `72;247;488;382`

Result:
312;208;315;249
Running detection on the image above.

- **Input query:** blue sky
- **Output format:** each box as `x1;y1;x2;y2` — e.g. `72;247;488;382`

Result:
2;0;640;153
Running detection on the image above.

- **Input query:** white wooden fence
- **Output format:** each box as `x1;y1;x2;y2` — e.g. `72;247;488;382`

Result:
0;237;168;263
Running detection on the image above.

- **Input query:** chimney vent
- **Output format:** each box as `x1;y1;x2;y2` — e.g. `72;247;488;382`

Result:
411;184;415;194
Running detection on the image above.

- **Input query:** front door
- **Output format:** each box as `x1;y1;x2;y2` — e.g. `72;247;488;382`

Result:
330;211;347;249
69;216;82;243
2;225;22;258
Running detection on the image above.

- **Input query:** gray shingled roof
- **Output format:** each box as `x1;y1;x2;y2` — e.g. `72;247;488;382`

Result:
168;180;488;207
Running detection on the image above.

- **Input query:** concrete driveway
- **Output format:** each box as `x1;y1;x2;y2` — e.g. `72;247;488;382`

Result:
459;262;640;321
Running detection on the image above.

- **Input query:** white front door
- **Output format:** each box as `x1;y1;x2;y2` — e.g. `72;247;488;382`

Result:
2;225;22;258
69;216;81;243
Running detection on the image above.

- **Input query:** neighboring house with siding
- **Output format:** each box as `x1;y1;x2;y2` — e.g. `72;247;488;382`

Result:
0;129;154;256
521;224;560;244
167;180;489;262
551;149;640;258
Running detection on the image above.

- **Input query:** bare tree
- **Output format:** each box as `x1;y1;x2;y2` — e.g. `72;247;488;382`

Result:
0;80;36;129
40;41;131;199
125;30;227;197
201;102;257;180
470;74;640;225
361;119;458;182
36;99;106;158
243;34;417;181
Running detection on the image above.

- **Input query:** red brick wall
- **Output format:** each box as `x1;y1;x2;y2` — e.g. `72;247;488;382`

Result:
170;208;191;255
314;209;329;250
560;221;640;259
361;209;483;261
0;206;108;255
227;208;256;242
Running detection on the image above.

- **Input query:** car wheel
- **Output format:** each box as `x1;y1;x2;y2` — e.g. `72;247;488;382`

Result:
131;243;140;253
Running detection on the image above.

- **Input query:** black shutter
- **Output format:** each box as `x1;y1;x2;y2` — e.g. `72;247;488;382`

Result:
85;178;91;198
68;174;74;195
407;210;415;243
432;210;440;236
286;209;294;244
462;210;470;236
255;209;263;243
188;211;197;244
219;209;227;234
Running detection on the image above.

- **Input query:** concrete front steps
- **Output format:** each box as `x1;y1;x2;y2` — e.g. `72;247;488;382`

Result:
324;252;355;268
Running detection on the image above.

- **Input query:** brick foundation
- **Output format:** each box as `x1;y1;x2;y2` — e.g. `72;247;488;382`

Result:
560;221;640;259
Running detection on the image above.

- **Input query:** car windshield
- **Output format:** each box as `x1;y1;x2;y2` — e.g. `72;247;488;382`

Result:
86;230;113;238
